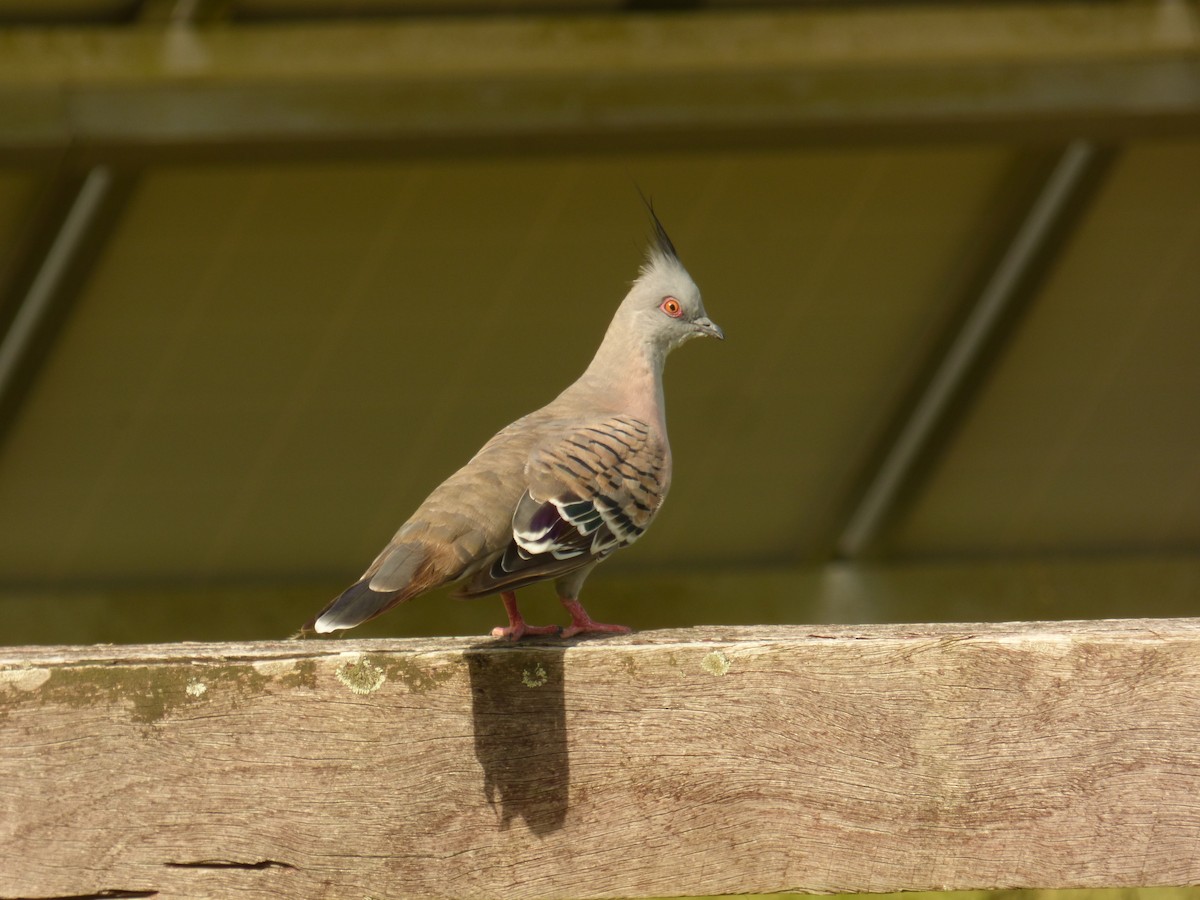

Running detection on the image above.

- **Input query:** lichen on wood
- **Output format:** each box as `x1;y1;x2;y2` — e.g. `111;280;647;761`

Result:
2;621;1200;899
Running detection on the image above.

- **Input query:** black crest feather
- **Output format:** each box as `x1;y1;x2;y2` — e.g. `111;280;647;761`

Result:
636;188;679;264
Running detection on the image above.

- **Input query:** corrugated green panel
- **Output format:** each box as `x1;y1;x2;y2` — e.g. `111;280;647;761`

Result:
0;147;1015;584
650;146;1021;565
234;0;619;15
0;0;134;21
0;167;40;283
3;556;1198;646
887;138;1200;556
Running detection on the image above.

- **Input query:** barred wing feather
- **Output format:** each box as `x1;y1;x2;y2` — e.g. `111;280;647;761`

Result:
456;415;668;597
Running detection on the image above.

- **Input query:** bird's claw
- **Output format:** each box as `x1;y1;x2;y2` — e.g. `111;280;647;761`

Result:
558;597;631;639
560;620;632;639
490;622;562;641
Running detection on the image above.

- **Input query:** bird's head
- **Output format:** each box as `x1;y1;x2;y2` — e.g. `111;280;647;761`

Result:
622;204;724;355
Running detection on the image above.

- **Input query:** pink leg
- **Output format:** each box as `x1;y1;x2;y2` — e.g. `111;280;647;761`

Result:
491;591;561;641
559;597;632;639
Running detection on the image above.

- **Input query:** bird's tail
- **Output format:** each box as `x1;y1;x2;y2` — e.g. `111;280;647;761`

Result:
295;541;445;637
297;579;401;636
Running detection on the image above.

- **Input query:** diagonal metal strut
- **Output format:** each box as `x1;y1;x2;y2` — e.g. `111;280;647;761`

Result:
0;167;115;428
837;140;1102;559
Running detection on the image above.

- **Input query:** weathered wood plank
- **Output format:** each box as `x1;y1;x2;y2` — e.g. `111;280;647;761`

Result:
2;620;1200;899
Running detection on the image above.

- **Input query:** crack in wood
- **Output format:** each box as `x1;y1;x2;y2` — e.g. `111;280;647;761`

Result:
4;891;158;899
164;860;295;871
5;621;1200;896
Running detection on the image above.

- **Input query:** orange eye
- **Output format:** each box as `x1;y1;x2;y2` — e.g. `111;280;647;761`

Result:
660;296;683;318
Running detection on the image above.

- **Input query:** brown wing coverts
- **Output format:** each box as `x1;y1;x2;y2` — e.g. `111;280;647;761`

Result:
458;415;668;597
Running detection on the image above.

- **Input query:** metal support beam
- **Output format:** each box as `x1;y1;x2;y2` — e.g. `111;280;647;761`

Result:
0;4;1198;160
0;167;121;445
836;141;1104;559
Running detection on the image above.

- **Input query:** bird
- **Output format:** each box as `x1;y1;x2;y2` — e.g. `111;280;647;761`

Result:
300;204;723;640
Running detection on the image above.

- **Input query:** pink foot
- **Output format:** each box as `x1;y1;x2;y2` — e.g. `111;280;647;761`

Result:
491;591;561;641
559;597;632;639
491;621;561;641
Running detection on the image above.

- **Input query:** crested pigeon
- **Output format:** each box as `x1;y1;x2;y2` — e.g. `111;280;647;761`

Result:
301;207;723;640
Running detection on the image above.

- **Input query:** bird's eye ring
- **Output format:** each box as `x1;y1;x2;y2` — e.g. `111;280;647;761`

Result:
660;296;683;318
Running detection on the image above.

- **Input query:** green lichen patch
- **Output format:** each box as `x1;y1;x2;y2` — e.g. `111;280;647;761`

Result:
31;663;269;725
701;651;731;676
280;659;319;690
335;657;386;695
385;657;456;694
521;664;548;688
465;647;564;695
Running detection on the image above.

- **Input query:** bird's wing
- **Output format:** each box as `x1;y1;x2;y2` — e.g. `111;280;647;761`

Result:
457;414;669;597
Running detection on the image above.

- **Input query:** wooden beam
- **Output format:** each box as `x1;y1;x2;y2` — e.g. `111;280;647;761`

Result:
3;620;1200;899
0;3;1198;161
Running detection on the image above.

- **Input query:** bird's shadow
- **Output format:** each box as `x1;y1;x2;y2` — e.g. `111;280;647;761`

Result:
465;639;569;835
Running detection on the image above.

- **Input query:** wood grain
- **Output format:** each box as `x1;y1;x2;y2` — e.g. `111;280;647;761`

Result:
3;620;1200;899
